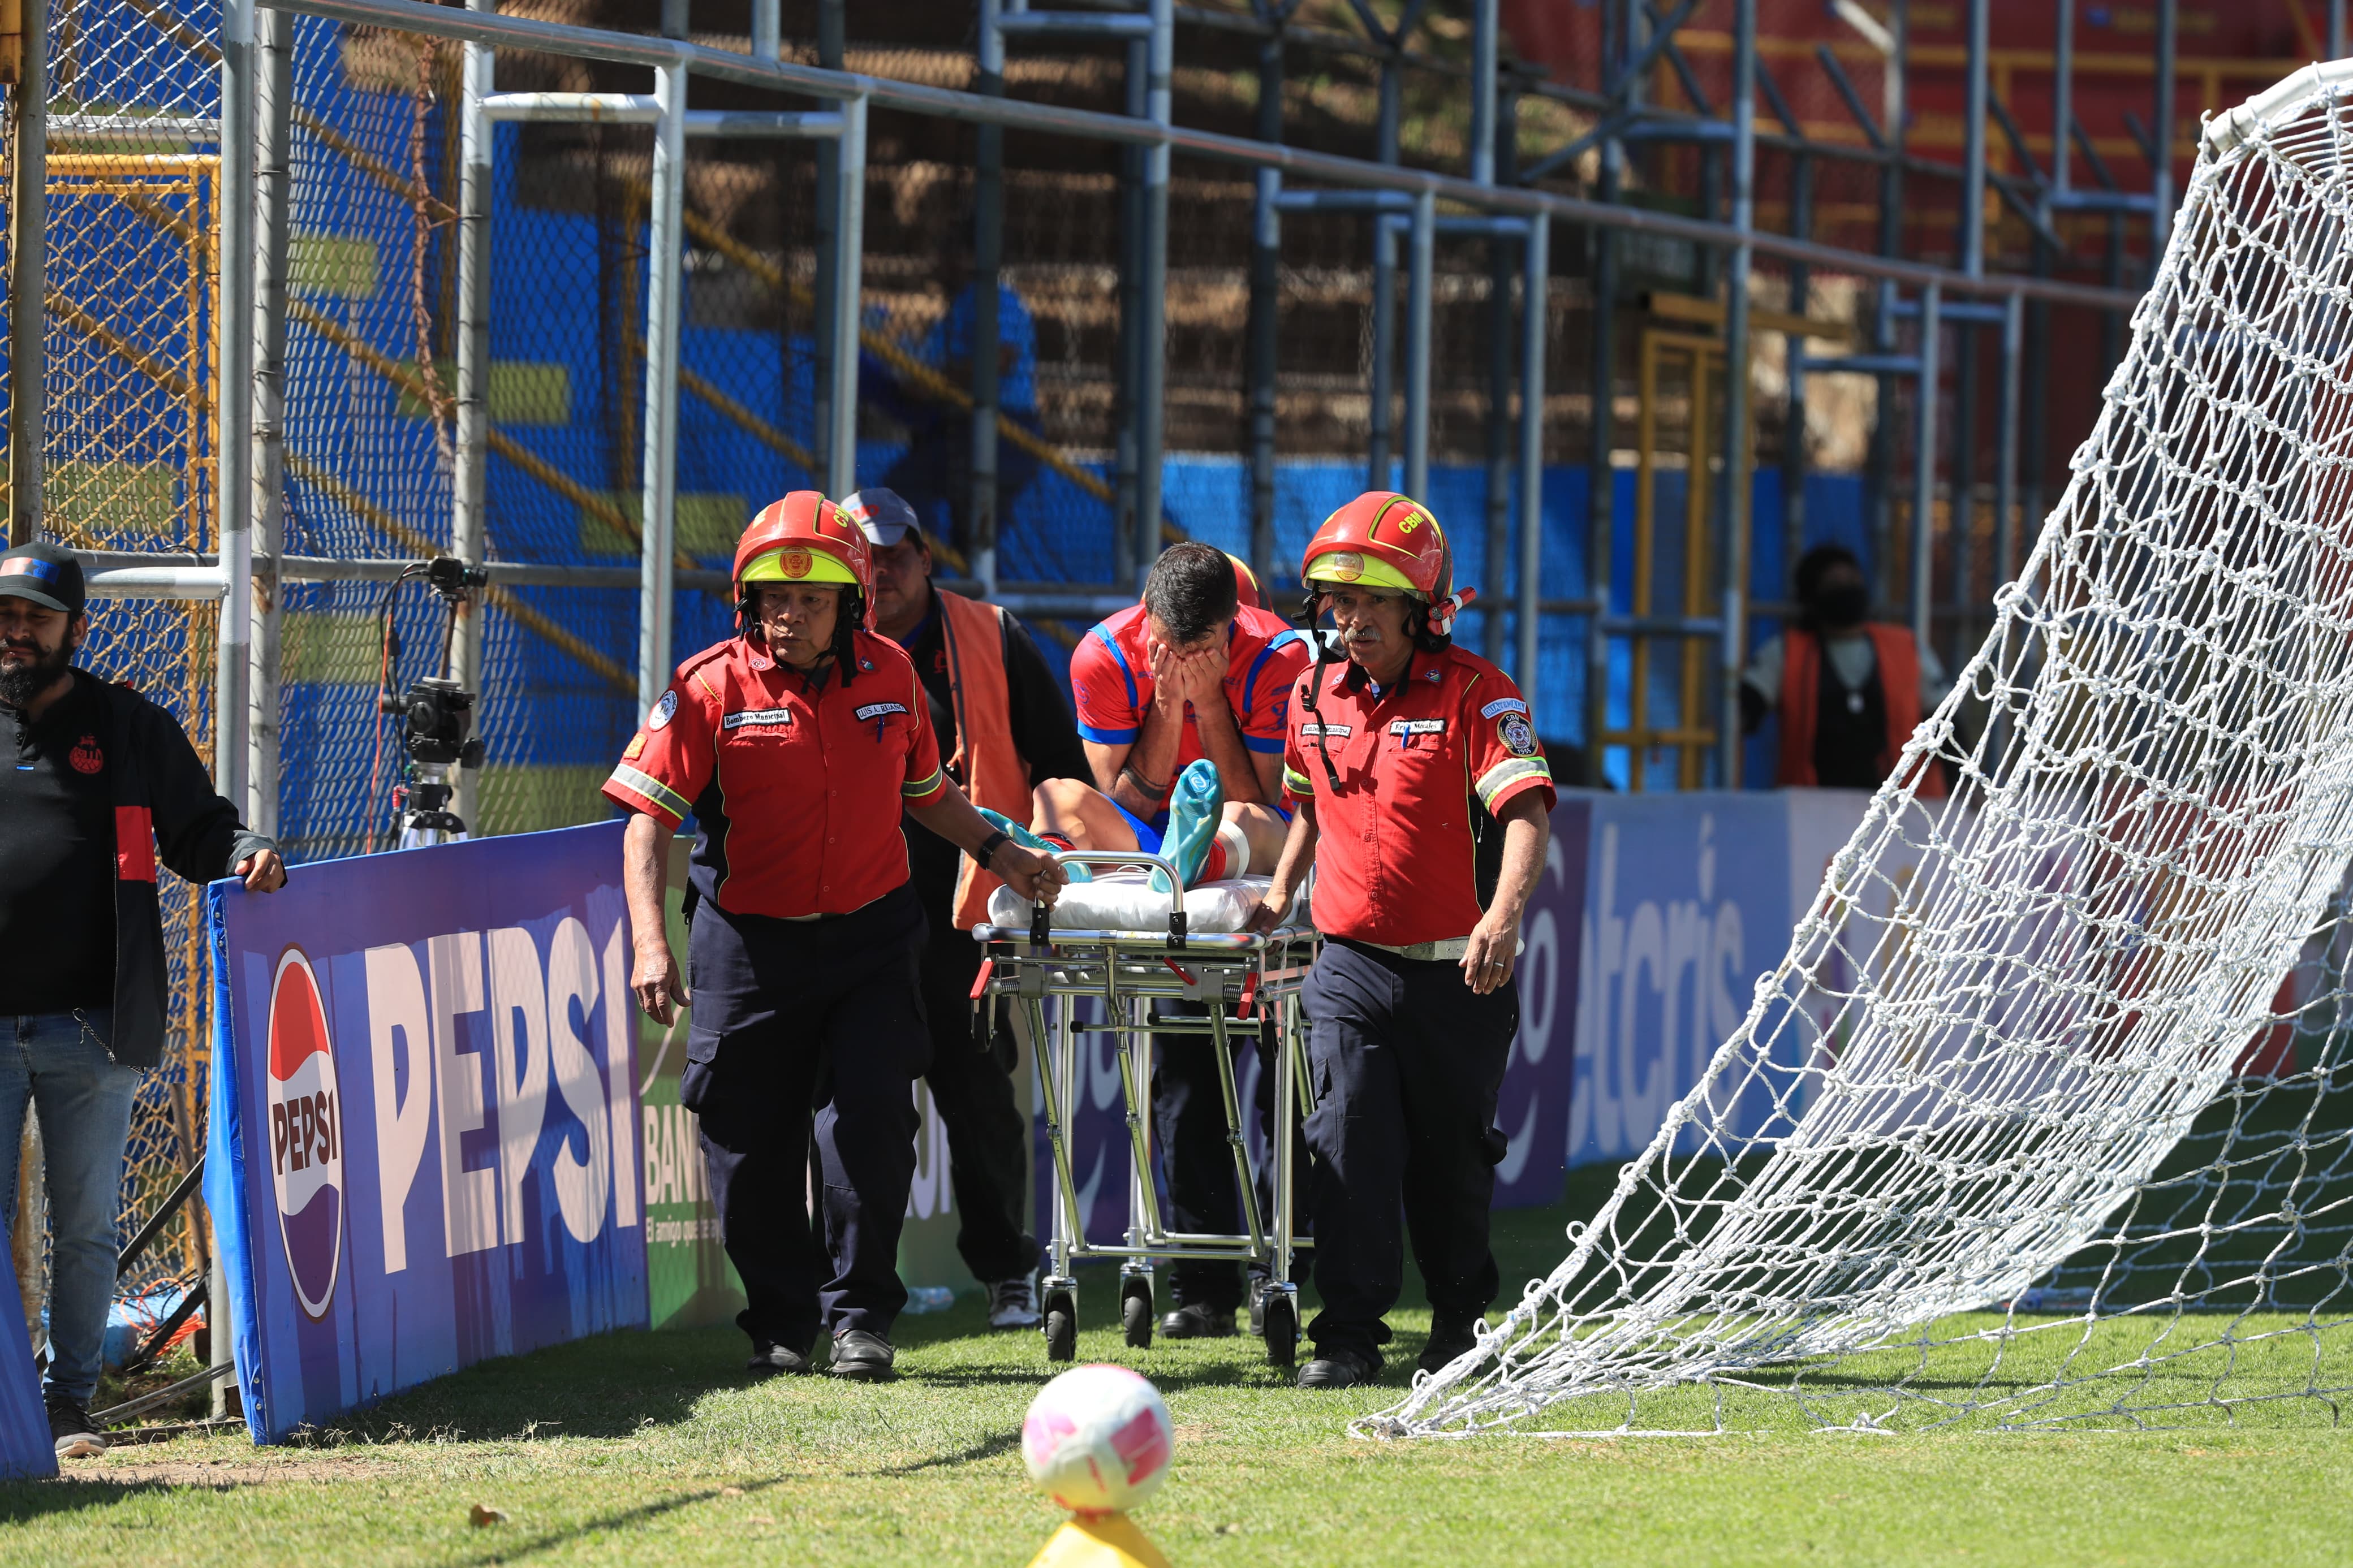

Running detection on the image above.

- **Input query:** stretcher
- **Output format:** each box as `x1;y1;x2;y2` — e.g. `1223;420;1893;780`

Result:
973;851;1320;1365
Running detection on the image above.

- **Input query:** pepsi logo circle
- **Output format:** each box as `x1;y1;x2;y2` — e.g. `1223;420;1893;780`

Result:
267;948;344;1320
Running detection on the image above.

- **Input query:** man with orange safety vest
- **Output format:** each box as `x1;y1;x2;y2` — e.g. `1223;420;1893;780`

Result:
1740;542;1952;794
1248;493;1555;1390
846;486;1091;1331
607;494;1065;1381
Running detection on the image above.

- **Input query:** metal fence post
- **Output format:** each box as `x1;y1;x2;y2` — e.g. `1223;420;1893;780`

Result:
972;0;1005;591
217;0;256;811
637;60;687;711
1718;0;1755;789
1514;216;1548;694
251;1;292;836
1403;189;1433;503
5;0;44;548
451;2;493;825
1911;280;1941;654
1246;25;1282;593
1135;0;1171;589
827;92;865;498
811;0;842;500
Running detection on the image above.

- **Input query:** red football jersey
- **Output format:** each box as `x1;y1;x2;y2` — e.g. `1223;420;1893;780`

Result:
1069;602;1309;772
603;629;946;919
1282;646;1554;947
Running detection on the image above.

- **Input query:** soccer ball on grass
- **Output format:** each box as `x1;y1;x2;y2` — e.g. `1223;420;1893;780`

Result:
1020;1364;1174;1514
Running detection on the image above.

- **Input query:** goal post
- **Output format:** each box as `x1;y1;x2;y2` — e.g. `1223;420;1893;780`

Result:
1369;63;2353;1439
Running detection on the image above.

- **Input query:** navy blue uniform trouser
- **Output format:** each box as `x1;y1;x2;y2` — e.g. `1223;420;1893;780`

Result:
1302;937;1515;1362
916;921;1040;1284
681;882;929;1352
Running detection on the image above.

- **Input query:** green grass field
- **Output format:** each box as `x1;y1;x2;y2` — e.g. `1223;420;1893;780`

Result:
5;1201;2351;1566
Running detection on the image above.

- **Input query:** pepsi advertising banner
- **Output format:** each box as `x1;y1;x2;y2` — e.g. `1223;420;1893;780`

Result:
205;822;648;1444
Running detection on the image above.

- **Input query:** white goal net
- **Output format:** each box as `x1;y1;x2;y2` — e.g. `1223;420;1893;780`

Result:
1372;65;2353;1438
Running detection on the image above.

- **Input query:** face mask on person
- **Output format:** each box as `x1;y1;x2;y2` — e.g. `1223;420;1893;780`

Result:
1812;583;1869;630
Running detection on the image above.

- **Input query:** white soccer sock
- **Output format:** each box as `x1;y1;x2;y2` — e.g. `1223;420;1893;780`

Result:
1204;820;1249;883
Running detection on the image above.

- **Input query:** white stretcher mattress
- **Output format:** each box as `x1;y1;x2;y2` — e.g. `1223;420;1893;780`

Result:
986;871;1305;935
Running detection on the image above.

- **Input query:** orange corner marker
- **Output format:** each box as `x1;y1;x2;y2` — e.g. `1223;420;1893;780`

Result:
1025;1512;1173;1568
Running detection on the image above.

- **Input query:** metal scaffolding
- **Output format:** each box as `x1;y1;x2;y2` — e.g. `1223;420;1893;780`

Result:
72;0;2194;818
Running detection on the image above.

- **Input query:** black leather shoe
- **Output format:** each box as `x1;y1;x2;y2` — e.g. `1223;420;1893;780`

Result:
828;1329;897;1381
1296;1348;1381;1389
1158;1304;1236;1339
1417;1311;1485;1376
746;1341;815;1377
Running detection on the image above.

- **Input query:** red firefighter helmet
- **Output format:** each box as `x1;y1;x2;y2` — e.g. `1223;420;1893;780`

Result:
734;491;874;630
1300;491;1469;637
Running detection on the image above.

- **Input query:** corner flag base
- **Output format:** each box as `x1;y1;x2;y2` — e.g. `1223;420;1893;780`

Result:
1025;1512;1172;1568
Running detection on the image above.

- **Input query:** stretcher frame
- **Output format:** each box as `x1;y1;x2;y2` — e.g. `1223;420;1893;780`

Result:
972;850;1318;1365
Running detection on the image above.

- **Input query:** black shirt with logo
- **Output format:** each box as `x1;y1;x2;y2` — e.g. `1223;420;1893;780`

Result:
1;670;118;1013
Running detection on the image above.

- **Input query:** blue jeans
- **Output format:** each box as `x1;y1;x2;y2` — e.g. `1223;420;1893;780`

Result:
0;1010;140;1405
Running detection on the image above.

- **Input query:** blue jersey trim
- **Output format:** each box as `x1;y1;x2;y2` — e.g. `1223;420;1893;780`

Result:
1242;732;1287;754
1078;721;1140;745
1088;624;1139;716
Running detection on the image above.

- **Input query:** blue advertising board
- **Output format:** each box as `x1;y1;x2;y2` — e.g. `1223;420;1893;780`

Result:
1494;797;1592;1206
205;822;648;1443
1567;791;1796;1168
0;1246;56;1478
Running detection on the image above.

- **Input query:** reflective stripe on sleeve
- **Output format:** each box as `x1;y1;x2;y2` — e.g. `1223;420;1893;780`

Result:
1283;765;1315;797
607;763;692;824
1475;756;1552;811
902;765;946;800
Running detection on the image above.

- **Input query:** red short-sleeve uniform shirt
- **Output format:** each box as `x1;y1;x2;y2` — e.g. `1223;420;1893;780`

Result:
602;629;947;919
1282;645;1555;947
1069;603;1310;772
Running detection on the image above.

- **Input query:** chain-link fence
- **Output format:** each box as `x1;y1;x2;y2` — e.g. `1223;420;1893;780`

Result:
5;0;227;1308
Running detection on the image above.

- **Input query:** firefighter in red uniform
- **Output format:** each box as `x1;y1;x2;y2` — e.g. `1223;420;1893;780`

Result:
607;493;1064;1381
1247;492;1555;1390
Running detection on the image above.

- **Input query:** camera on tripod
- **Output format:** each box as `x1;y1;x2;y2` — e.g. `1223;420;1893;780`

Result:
374;556;490;848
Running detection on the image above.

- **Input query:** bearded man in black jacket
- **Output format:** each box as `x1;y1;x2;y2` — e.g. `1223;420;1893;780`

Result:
0;541;286;1460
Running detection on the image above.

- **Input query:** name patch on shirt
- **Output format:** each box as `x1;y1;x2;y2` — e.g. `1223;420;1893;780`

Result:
1387;719;1446;736
722;707;794;731
853;701;909;722
1299;722;1354;738
1480;697;1529;719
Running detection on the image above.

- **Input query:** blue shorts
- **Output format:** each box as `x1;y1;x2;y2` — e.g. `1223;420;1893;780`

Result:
1111;798;1167;854
1111;796;1291;856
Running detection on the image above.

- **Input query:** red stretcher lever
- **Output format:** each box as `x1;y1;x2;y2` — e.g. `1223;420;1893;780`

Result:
1236;969;1261;1022
1161;957;1198;987
969;957;994;1003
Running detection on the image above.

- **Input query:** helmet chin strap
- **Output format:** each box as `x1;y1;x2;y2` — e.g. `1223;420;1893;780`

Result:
1295;589;1346;794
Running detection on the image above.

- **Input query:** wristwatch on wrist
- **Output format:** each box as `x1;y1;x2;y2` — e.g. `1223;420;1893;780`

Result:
973;828;1011;870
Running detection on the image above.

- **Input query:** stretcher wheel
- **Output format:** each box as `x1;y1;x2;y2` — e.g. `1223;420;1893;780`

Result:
1262;1294;1298;1368
1043;1287;1078;1363
1121;1278;1154;1349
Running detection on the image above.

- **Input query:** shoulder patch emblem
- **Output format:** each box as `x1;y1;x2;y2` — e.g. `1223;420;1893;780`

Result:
1499;714;1539;757
1425;668;1441;682
648;690;678;731
623;733;646;761
1480;697;1529;719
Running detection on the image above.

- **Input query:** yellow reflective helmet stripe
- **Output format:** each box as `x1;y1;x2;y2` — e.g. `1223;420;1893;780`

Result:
741;545;859;585
1304;548;1423;595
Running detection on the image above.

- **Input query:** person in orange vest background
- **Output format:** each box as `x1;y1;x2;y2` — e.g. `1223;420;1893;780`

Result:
1740;543;1952;796
847;487;1093;1331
